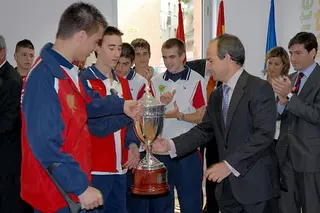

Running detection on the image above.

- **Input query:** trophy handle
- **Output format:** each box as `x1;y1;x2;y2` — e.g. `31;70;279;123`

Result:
134;120;145;144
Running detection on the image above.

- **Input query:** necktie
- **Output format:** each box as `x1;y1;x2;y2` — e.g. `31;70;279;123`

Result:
222;84;230;125
293;72;304;94
206;75;216;102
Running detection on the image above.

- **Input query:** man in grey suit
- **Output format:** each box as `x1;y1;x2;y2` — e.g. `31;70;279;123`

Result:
272;32;320;213
152;34;280;213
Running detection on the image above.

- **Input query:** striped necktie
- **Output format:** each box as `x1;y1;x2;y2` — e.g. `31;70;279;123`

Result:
222;84;230;125
293;72;304;94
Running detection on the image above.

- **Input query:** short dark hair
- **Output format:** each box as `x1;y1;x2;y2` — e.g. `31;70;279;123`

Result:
15;39;34;52
162;38;185;56
288;31;318;53
56;2;108;39
97;26;123;46
95;26;123;58
120;43;135;62
214;34;245;66
131;38;151;55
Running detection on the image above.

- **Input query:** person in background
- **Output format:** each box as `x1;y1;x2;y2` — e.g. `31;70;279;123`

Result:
272;32;320;213
263;46;290;143
80;26;141;213
131;38;155;82
186;58;221;213
14;39;35;80
116;42;147;100
0;35;33;213
151;38;206;213
263;46;290;83
20;3;142;213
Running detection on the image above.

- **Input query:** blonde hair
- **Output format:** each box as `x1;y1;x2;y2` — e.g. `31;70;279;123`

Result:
265;46;290;76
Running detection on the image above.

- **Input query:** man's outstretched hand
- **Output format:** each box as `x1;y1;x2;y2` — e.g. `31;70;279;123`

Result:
152;137;171;153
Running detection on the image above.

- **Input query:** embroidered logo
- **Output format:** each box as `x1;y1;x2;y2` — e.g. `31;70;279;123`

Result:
66;94;76;112
159;85;166;94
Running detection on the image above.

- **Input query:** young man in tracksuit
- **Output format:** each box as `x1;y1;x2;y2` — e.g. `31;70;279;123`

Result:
80;26;141;213
20;3;142;213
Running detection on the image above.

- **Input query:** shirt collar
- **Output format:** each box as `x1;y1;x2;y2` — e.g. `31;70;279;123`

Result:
223;67;244;90
43;43;73;70
126;68;136;80
89;65;119;82
163;65;191;81
40;43;74;79
0;60;6;69
300;62;316;78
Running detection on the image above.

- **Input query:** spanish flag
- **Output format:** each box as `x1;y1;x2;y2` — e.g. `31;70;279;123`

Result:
176;0;186;63
216;0;225;36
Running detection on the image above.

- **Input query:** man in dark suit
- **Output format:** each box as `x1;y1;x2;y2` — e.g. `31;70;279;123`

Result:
186;59;220;213
272;32;320;213
152;34;280;213
0;35;33;212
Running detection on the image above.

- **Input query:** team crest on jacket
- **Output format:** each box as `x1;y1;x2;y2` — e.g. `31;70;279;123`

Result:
159;84;166;94
66;94;76;112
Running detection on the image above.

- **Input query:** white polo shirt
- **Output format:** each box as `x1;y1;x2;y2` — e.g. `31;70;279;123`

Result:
126;68;148;100
151;66;206;140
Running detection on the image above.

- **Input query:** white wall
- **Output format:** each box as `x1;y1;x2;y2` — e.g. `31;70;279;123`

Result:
221;0;301;77
0;0;117;66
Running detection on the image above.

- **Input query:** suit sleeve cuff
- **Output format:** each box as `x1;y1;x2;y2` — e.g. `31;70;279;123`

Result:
224;160;240;177
168;139;177;158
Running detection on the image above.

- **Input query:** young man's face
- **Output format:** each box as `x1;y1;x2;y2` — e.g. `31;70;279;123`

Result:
97;34;122;68
116;56;133;76
134;47;150;68
14;47;35;70
162;46;185;73
74;26;104;62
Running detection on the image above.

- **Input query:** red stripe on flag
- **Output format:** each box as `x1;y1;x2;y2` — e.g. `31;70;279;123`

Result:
176;1;186;63
217;0;225;36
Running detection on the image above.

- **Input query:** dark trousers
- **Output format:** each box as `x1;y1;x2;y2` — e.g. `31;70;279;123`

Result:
279;153;320;213
0;174;33;213
201;145;219;213
173;151;203;213
218;179;278;213
35;208;99;213
92;174;127;213
126;154;174;213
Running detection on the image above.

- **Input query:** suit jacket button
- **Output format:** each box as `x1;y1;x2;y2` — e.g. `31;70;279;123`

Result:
288;130;292;134
285;144;288;147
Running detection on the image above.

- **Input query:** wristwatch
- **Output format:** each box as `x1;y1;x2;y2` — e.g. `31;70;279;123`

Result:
177;113;184;121
286;92;294;101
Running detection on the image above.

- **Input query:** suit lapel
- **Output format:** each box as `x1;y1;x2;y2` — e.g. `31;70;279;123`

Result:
225;71;248;134
298;65;320;100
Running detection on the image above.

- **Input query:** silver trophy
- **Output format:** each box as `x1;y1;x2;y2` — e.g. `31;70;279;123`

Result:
132;84;169;195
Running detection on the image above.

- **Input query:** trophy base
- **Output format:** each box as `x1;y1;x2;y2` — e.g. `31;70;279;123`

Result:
132;167;169;195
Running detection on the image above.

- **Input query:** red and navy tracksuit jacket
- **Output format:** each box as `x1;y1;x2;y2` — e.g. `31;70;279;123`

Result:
80;65;140;173
20;43;129;213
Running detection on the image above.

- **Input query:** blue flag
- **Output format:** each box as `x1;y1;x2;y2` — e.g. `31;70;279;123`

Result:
265;0;277;68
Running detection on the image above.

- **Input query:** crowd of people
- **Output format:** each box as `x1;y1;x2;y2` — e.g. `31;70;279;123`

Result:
0;2;319;213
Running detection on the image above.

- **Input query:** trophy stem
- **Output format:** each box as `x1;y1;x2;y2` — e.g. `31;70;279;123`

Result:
146;140;153;162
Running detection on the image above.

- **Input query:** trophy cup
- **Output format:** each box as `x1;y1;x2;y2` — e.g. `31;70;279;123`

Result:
131;84;170;195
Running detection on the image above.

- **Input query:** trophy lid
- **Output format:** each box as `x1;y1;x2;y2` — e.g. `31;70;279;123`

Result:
140;84;164;108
